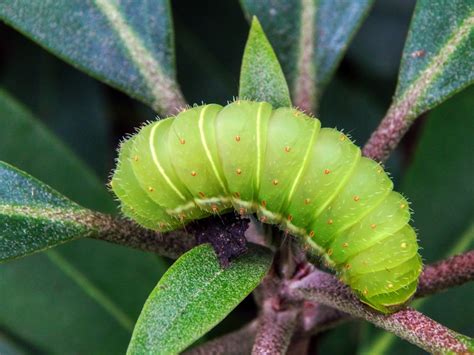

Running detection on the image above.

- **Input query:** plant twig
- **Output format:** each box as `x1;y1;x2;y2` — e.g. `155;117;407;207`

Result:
84;213;196;258
184;320;258;355
362;104;411;162
84;212;251;260
417;250;474;297
299;250;474;335
286;269;472;353
252;300;300;355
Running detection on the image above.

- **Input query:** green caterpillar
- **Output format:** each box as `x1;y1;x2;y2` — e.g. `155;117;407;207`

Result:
111;100;422;313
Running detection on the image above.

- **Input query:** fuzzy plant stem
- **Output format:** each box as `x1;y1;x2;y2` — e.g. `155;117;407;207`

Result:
362;101;413;162
252;300;300;355
84;213;196;258
416;250;474;297
298;251;474;335
85;212;250;260
184;320;258;355
286;269;472;353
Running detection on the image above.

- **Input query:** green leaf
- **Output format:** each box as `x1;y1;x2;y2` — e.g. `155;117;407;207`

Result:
392;0;474;121
0;89;114;212
1;33;112;178
240;0;374;110
239;17;291;108
0;161;91;262
0;90;167;353
0;0;184;114
359;86;474;354
127;244;272;354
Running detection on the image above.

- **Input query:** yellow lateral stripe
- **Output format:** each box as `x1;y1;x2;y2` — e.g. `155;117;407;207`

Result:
149;121;187;200
313;146;361;219
256;102;265;190
198;106;228;192
287;120;319;202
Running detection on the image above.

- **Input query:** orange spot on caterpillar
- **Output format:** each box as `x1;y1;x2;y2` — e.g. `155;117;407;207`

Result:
211;205;218;213
287;214;293;222
179;138;185;144
342;242;349;248
304;198;311;205
236;168;242;175
179;213;186;221
261;200;267;207
401;242;407;249
133;155;139;162
400;203;406;209
159;222;165;229
235;135;241;142
411;49;426;58
293;111;300;117
377;168;383;174
284;146;291;152
148;187;154;192
327;219;333;225
272;179;279;186
339;134;346;141
239;207;246;215
353;195;360;202
327;248;333;256
234;192;241;198
363;289;368;295
309;231;315;237
260;216;267;222
191;171;197;176
198;192;205;198
370;223;377;229
324;169;331;175
345;263;351;270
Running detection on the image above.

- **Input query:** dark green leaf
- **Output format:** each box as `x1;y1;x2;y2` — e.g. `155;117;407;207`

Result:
240;0;374;110
359;86;474;354
0;89;114;212
1;32;112;178
0;90;167;353
0;0;184;114
127;244;272;354
393;0;474;120
239;17;291;108
0;244;169;355
0;161;91;262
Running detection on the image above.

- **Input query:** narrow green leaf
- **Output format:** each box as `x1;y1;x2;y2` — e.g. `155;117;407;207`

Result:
239;17;291;108
0;0;185;114
393;0;473;121
0;89;114;212
1;34;112;178
0;161;92;262
0;89;168;353
360;87;474;354
127;244;272;354
240;0;374;110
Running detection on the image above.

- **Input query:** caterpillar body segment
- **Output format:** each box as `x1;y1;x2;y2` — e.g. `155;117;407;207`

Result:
111;100;422;313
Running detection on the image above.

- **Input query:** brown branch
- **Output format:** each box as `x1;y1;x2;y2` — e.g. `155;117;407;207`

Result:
83;212;249;260
298;250;474;336
184;321;258;355
252;300;300;355
286;269;472;353
362;104;411;162
84;212;196;259
416;250;474;297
